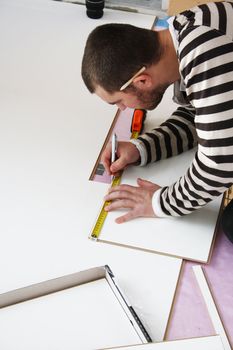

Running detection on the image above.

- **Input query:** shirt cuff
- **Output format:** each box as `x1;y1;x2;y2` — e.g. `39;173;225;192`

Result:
130;139;147;166
152;188;171;218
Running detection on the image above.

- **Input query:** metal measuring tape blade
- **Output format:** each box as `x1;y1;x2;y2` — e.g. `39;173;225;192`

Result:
90;175;121;240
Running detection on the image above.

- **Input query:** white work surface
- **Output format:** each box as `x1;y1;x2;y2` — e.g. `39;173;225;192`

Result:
0;0;182;346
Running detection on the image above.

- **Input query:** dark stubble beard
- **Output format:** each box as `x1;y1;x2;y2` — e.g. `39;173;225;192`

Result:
134;83;170;110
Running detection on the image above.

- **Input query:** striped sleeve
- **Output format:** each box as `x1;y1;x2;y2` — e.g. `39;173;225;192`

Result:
132;3;233;217
158;23;233;217
131;105;197;165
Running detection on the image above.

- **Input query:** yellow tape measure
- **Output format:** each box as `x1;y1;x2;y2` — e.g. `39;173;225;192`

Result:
90;137;137;241
90;175;121;240
131;131;139;139
89;109;145;241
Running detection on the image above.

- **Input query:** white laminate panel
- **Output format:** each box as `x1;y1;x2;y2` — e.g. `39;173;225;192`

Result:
193;266;232;350
0;279;141;350
100;148;221;262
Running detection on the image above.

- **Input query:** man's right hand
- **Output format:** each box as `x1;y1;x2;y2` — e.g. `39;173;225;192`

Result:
101;141;140;176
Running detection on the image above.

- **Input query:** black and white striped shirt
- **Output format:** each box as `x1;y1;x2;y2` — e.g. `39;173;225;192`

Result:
132;1;233;217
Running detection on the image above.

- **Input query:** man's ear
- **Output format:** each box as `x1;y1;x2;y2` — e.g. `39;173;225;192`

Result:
132;74;153;90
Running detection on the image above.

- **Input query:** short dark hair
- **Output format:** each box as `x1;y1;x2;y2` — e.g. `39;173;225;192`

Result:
81;23;162;93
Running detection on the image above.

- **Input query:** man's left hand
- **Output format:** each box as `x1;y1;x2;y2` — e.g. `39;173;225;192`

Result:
104;178;161;223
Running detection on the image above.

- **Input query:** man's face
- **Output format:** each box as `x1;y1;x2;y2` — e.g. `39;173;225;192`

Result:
95;82;170;111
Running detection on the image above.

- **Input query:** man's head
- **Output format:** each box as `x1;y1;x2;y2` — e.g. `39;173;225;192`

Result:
81;23;179;110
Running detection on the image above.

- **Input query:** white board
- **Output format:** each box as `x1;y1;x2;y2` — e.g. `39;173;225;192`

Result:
193;266;232;350
104;335;225;350
99;148;221;262
0;278;142;350
0;0;181;345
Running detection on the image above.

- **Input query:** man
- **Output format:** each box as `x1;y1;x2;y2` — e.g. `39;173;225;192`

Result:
81;2;233;239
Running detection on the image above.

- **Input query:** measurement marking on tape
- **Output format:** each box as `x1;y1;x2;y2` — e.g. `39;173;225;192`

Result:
90;176;121;240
